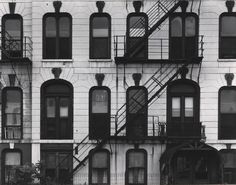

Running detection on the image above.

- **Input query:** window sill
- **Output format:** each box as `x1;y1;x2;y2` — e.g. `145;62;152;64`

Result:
88;59;113;62
218;59;236;62
42;59;73;63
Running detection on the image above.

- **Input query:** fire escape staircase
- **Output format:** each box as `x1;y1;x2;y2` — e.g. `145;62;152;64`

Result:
0;27;32;64
114;0;204;64
58;0;204;182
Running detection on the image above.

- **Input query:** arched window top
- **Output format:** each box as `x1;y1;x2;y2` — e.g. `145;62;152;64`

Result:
2;14;23;37
90;13;111;37
168;79;200;94
41;79;73;95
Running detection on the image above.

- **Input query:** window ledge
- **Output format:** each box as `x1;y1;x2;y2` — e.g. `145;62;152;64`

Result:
218;59;236;62
88;59;113;62
42;59;73;63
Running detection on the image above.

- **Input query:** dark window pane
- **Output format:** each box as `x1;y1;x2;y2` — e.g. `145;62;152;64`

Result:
221;16;236;36
129;16;146;37
170;83;196;93
59;17;70;37
171;16;182;37
5;19;21;38
221;152;236;168
128;169;145;183
59;37;71;59
220;89;236;113
92;90;108;113
92;169;108;183
128;152;145;168
128;89;146;113
45;17;56;37
45;153;56;168
220;37;236;58
45;83;70;94
92;17;109;37
92;152;108;168
185;16;196;37
46;98;56;118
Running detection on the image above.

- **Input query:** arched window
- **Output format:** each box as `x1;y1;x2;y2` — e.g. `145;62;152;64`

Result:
2;87;23;139
169;13;198;60
43;13;72;59
126;12;148;59
90;13;111;59
220;149;236;183
2;149;22;185
126;149;147;185
219;13;236;59
167;79;200;137
89;86;110;139
41;79;73;139
218;86;236;139
126;86;148;137
1;14;23;59
89;149;110;185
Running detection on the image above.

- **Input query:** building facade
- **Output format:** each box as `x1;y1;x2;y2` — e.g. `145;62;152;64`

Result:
0;0;236;184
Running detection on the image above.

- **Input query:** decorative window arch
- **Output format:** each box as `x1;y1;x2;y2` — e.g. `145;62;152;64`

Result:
218;86;236;139
1;14;23;59
41;79;73;139
89;86;111;139
2;87;23;139
169;12;199;60
2;149;22;185
167;79;200;137
89;149;110;185
126;149;147;185
43;13;72;59
219;12;236;59
90;13;111;59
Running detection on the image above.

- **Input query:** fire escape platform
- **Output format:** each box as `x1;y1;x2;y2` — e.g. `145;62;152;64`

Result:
0;57;32;64
114;57;203;65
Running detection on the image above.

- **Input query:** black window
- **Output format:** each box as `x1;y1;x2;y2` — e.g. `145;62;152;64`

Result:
220;149;236;184
41;144;72;185
89;149;110;185
219;13;236;59
219;86;236;139
126;86;148;138
126;13;148;59
43;13;72;59
169;13;198;60
90;13;111;59
126;149;147;185
89;86;110;139
167;79;200;137
2;149;22;185
1;14;23;59
2;87;23;139
41;80;73;139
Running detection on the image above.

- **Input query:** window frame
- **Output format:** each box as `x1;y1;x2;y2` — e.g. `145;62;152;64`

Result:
218;86;236;139
219;12;236;59
169;12;199;60
126;86;148;138
1;14;23;59
126;12;148;59
219;149;236;184
89;149;110;185
89;86;111;139
125;149;147;185
41;79;73;139
41;144;73;184
167;79;200;124
42;12;72;59
89;12;111;59
2;87;23;139
2;149;22;185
